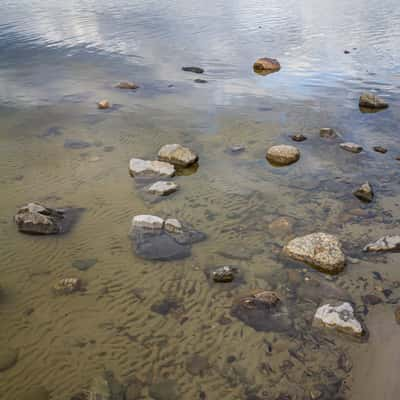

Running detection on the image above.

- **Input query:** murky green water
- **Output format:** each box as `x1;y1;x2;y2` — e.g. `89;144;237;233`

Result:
1;1;400;399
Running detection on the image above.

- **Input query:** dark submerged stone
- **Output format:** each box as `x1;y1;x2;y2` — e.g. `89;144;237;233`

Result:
182;66;204;74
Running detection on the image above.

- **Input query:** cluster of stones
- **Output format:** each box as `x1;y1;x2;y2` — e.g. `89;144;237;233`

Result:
97;81;140;109
129;143;198;196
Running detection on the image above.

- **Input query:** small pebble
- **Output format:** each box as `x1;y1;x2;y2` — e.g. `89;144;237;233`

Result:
290;134;307;142
97;100;110;109
373;146;387;154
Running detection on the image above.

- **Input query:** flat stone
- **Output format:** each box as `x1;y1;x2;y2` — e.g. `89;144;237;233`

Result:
131;215;164;230
266;145;300;166
0;348;18;372
164;218;182;233
72;258;97;271
314;302;363;336
97;100;110;109
353;182;374;202
373;146;387;154
129;158;175;178
115;81;139;89
147;181;178;196
359;92;389;109
340;142;363;153
363;236;400;252
253;57;281;75
284;232;346;274
320;128;339;139
53;278;83;295
158;144;198;167
182;66;204;74
212;266;238;282
64;139;91;149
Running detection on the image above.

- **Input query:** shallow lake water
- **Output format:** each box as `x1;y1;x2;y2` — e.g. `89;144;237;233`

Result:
1;1;400;399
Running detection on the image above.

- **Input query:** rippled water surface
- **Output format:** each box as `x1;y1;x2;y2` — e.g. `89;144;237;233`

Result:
1;1;400;399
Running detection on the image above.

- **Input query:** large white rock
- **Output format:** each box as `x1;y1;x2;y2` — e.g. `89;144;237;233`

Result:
266;145;300;166
147;181;178;196
158;144;198;167
284;232;346;273
363;235;400;252
129;158;175;178
314;302;363;336
131;215;164;230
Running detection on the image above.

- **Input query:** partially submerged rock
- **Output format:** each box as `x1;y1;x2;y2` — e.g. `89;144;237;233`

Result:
53;278;84;295
129;158;175;178
253;58;281;75
231;290;292;332
359;92;388;110
284;232;346;274
353;182;374;202
373;146;387;154
212;266;238;282
182;66;204;74
229;144;246;153
115;81;139;89
313;302;364;336
266;145;300;166
320;128;339;139
97;100;110;109
340;142;363;153
363;235;400;252
290;134;307;142
158;144;198;167
147;181;178;196
129;216;206;261
14;203;78;235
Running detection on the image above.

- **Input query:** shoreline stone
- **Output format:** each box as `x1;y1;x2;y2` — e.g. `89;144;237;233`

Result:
314;302;364;336
284;232;346;274
158;144;198;167
129;158;175;178
97;100;110;109
131;215;164;230
115;81;139;89
359;92;388;109
363;236;400;252
266;145;300;166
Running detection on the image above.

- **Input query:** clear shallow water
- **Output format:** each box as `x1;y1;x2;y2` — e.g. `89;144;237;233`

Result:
1;1;400;399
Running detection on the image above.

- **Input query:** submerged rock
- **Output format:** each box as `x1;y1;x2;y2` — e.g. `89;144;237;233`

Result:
86;373;112;400
194;78;208;83
313;302;364;336
0;348;18;372
353;182;374;202
115;81;139;89
284;232;346;274
53;278;83;295
229;144;246;153
182;66;204;74
340;142;363;153
320;128;339;139
290;134;307;142
212;266;238;282
266;145;300;166
373;146;387;154
359;92;388;110
186;354;210;376
158;144;198;167
129;216;205;261
395;307;400;325
97;100;110;109
64;139;91;149
363;235;400;252
268;217;293;239
72;259;97;271
129;158;175;178
231;290;292;332
253;57;281;74
149;380;179;400
147;181;178;196
14;203;77;235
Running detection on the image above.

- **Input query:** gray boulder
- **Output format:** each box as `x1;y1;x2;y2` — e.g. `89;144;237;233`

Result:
158;144;198;167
